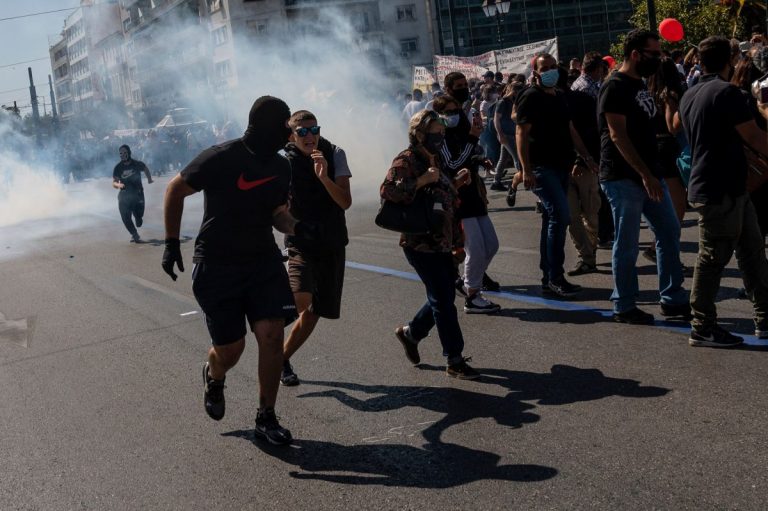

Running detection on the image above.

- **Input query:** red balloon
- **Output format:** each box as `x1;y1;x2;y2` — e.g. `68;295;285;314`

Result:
659;18;684;42
603;55;616;69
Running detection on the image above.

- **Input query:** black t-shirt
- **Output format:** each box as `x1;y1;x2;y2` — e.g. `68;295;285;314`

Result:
598;72;660;182
565;89;600;161
113;159;148;194
180;139;291;264
515;86;574;170
680;75;754;204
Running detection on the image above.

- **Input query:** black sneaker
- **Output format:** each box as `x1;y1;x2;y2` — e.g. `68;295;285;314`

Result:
613;307;655;325
395;326;420;365
567;261;597;277
482;273;500;292
689;325;744;348
254;408;293;445
202;362;226;421
130;232;141;243
464;293;501;314
547;278;582;298
642;247;657;264
660;302;692;320
490;182;508;191
506;187;517;208
135;216;143;228
455;278;467;297
280;360;299;386
446;357;481;380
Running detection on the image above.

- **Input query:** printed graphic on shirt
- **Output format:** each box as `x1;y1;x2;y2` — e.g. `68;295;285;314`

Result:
635;89;657;119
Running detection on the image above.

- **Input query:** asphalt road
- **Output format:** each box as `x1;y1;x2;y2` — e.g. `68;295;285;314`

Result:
1;175;767;510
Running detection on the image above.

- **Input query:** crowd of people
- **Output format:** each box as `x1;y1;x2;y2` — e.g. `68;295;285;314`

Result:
97;28;768;446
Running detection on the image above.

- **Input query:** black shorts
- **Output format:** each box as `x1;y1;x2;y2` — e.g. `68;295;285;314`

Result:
287;247;345;319
192;261;297;345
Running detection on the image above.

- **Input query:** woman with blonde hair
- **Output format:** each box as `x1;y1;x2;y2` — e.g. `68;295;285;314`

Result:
379;109;479;379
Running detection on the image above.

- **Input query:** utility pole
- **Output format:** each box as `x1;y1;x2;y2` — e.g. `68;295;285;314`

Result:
49;74;58;119
28;67;40;122
647;0;657;32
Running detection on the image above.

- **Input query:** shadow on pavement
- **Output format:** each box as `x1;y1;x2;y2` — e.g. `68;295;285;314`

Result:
221;365;667;487
222;430;557;487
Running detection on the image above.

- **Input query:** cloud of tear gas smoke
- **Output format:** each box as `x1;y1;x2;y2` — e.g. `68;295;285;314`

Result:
0;119;114;230
221;10;413;203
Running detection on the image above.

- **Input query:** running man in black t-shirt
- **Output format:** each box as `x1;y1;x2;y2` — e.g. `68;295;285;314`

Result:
598;29;689;325
112;145;153;243
515;53;597;299
679;36;768;347
162;96;317;446
279;110;352;386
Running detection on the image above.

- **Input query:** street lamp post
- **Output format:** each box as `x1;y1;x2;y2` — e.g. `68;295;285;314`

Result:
482;0;511;46
647;0;657;33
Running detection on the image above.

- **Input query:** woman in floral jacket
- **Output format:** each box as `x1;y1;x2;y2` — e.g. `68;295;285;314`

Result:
380;109;480;380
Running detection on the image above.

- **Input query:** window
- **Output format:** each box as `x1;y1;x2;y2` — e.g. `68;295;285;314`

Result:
215;60;232;78
212;26;228;45
396;4;416;22
400;37;418;54
246;19;268;36
207;0;222;13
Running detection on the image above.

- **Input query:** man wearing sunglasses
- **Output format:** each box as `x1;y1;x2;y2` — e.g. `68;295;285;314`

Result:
598;29;690;325
280;110;352;386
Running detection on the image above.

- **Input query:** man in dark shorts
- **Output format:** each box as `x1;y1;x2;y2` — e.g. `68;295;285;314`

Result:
162;96;316;446
112;145;153;243
280;110;352;386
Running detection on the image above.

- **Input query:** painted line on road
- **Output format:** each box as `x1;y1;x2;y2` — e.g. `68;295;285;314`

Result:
345;261;768;347
179;311;199;317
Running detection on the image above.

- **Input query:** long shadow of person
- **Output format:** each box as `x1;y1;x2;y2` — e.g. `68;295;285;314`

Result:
221;430;558;487
297;365;668;445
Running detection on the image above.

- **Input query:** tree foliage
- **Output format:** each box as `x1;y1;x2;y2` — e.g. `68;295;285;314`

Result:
610;0;748;58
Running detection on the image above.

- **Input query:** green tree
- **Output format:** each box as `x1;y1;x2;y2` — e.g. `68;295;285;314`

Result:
610;0;744;58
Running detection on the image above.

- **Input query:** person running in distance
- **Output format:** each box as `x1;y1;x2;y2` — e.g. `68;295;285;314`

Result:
112;144;153;243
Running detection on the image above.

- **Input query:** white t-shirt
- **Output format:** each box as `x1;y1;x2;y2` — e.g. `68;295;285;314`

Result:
402;100;427;121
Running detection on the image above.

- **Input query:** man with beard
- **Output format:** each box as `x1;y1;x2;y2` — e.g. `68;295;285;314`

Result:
598;29;690;325
112;144;153;243
279;110;352;386
162;96;314;446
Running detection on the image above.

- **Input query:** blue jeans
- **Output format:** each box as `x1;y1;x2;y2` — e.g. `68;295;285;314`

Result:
403;248;465;363
601;178;688;313
532;166;571;283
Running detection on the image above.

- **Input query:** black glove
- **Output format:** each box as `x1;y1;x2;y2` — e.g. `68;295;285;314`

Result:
294;221;324;242
162;238;184;281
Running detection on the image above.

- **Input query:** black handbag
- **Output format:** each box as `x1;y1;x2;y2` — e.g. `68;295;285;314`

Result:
375;191;441;235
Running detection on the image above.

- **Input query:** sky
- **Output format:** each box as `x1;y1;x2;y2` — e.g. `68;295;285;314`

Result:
0;1;80;114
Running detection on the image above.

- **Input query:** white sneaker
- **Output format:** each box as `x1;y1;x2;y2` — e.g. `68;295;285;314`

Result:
464;293;501;314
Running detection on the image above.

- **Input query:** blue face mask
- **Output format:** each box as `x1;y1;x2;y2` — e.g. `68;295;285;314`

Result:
441;114;460;128
540;69;559;88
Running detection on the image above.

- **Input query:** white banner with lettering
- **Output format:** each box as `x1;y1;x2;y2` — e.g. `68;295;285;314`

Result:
431;38;559;83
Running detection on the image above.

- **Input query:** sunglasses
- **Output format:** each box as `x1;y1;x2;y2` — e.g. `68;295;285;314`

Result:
295;126;321;137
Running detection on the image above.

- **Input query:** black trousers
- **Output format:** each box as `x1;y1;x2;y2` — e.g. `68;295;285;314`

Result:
118;190;144;236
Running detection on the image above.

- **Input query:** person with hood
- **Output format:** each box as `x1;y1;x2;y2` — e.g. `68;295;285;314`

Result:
381;109;479;380
433;95;502;313
112;144;153;243
279;110;352;386
162;96;312;446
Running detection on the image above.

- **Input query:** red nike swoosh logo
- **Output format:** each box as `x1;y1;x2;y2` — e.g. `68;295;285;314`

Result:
237;174;277;191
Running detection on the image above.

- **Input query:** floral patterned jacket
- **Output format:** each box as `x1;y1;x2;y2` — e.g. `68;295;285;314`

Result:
379;147;463;253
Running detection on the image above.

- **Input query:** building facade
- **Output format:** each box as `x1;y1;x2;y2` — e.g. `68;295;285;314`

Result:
435;0;633;60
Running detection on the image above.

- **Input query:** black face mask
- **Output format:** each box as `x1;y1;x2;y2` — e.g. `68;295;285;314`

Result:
242;96;292;158
451;87;469;103
424;133;444;153
637;55;661;78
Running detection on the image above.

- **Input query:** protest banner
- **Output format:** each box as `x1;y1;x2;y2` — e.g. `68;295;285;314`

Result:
430;38;559;83
412;65;436;93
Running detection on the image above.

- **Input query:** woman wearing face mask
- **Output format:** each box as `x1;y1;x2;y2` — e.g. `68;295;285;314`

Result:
380;110;480;380
433;95;502;312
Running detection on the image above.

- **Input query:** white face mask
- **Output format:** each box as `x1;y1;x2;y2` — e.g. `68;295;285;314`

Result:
441;114;460;128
